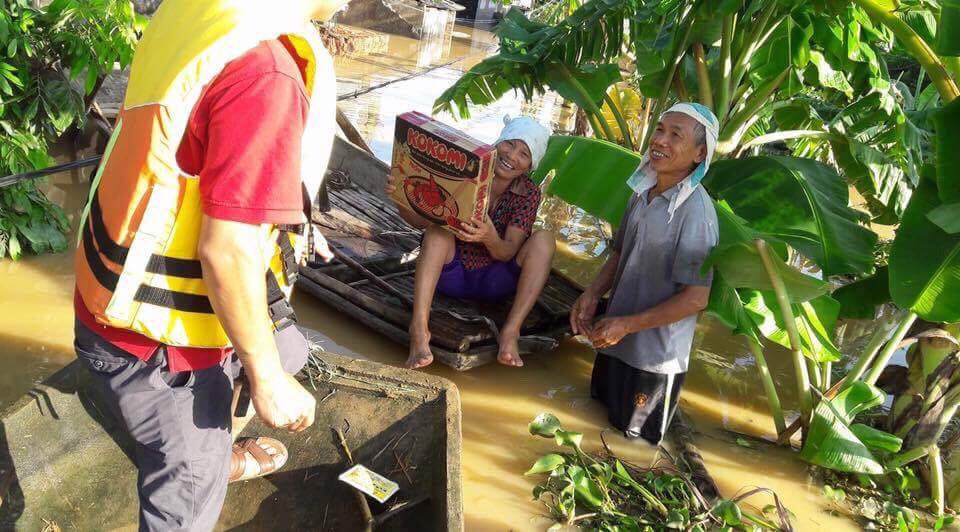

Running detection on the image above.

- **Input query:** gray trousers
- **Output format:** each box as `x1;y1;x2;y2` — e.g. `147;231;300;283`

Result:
73;320;308;532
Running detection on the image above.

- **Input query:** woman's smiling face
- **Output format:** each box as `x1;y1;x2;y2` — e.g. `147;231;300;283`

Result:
494;139;532;180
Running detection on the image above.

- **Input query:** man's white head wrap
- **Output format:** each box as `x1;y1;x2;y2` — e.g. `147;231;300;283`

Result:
495;115;551;171
626;102;719;222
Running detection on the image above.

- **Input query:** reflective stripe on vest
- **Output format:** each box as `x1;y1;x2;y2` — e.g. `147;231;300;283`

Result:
73;0;335;348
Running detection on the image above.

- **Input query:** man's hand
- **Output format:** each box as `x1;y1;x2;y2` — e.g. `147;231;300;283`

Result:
570;290;600;335
248;370;317;433
589;317;631;349
456;214;496;244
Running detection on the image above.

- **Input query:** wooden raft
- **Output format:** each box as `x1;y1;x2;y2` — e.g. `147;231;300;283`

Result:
297;138;582;370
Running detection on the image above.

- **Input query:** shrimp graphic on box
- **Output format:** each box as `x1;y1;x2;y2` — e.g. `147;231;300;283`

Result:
390;111;496;233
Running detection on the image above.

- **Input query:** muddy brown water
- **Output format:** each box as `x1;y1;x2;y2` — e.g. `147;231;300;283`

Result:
0;23;862;531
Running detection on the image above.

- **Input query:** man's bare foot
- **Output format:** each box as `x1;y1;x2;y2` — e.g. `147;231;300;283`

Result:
406;326;434;369
497;329;524;367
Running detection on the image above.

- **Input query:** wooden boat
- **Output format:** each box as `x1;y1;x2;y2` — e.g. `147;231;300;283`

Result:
299;137;583;371
0;328;463;531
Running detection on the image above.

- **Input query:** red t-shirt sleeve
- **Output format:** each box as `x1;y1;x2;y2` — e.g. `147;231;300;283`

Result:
197;71;309;225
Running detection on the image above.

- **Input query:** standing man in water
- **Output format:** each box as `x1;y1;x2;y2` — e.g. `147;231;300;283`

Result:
72;0;345;529
570;103;719;446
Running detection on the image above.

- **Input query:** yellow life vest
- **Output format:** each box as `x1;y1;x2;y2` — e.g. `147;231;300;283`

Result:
74;0;335;348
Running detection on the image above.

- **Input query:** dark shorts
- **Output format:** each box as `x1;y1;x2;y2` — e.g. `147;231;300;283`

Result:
590;353;685;445
73;320;308;531
436;248;521;302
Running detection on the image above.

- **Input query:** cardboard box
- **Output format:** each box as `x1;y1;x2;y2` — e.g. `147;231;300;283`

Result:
390;111;496;232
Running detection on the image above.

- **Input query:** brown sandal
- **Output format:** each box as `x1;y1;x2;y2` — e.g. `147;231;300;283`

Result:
228;437;288;483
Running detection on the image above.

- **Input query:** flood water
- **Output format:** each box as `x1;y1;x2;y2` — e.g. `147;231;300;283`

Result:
0;22;863;531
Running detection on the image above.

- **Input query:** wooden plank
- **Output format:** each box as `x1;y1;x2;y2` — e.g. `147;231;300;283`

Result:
296;279;496;370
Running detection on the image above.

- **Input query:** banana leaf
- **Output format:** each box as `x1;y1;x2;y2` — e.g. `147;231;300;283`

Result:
546;62;621;110
706;273;762;343
743;290;843;363
800;381;898;474
433;4;629;117
704;202;831;303
933;96;960;204
702;155;878;276
530;135;638;226
832;266;891;319
928;203;960;234
889;177;960;323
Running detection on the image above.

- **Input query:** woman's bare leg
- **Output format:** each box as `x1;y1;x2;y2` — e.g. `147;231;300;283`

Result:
498;230;556;367
407;225;456;368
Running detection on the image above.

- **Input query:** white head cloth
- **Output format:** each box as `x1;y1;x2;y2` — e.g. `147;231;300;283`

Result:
495;115;551;171
626;102;719;222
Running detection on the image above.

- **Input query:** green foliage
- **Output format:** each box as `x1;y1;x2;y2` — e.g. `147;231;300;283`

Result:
833;266;890;319
529;135;638;226
704;155;879;276
0;0;141;259
888;177;960;323
800;381;902;474
433;4;628;119
524;413;794;530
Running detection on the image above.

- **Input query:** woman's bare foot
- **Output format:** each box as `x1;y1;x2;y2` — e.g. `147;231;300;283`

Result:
406;325;434;369
497;329;524;367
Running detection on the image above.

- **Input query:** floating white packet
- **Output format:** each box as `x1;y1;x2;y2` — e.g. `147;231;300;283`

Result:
338;464;400;503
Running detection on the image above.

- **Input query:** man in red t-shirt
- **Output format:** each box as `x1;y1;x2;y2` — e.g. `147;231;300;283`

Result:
73;3;346;530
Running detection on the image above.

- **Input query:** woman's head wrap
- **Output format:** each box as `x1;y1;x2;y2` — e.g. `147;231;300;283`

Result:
495;115;551;171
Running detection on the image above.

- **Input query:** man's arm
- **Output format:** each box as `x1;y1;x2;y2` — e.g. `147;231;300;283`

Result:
589;285;709;349
198;216;315;432
590;204;718;349
569;250;620;335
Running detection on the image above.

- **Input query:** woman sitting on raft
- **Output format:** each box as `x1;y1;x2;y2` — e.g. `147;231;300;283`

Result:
386;116;555;369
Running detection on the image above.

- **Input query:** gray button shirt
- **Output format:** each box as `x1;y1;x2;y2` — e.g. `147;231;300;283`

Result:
602;181;718;374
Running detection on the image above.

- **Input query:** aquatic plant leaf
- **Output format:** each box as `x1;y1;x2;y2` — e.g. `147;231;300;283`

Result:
554;429;583;450
833;267;890;320
800;381;888;474
526;454;567;475
889;178;960;323
529;413;562;438
713;500;743;526
703;155;878;276
566;465;604;509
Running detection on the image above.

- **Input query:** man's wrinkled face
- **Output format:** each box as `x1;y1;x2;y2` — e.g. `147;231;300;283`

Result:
648;112;706;177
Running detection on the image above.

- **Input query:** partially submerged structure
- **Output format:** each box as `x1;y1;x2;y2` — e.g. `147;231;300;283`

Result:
0;331;463;530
